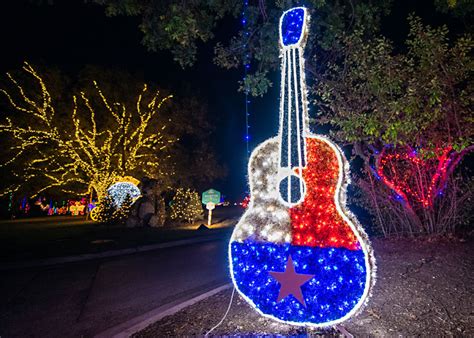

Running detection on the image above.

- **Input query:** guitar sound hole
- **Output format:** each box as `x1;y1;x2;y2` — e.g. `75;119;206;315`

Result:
279;174;305;205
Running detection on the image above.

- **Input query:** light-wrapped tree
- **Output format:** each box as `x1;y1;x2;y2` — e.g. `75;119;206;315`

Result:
0;62;175;201
170;188;203;223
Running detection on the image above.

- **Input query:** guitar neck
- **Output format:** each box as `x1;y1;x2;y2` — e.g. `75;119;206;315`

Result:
279;46;309;170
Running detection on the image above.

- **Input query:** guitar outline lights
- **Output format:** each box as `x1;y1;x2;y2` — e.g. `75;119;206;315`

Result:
229;7;376;327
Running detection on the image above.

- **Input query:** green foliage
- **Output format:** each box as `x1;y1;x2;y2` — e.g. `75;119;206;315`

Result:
239;71;273;97
92;0;241;68
314;15;473;238
92;0;392;95
316;16;473;151
89;1;472;150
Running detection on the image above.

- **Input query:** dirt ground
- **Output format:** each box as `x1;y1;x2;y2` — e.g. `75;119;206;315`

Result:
134;237;474;336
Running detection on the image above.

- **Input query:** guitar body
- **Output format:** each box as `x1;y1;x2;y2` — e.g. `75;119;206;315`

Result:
229;135;375;326
229;7;375;327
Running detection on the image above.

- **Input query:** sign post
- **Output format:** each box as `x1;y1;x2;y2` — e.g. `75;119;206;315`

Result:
202;189;221;226
206;202;215;226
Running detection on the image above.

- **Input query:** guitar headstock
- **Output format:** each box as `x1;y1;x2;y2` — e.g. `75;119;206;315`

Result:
279;7;308;48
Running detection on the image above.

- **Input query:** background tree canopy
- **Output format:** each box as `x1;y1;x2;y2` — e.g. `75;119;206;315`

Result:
90;0;472;148
89;0;473;235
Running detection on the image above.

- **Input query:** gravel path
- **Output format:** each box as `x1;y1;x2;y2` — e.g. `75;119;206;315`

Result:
134;237;474;336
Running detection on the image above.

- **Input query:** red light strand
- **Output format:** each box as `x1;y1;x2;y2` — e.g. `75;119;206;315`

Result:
377;146;452;208
290;138;359;250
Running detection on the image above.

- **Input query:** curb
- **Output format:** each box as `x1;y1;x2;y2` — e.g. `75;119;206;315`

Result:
95;283;232;338
0;234;228;271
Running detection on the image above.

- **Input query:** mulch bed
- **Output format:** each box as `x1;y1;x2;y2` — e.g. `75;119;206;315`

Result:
134;237;474;336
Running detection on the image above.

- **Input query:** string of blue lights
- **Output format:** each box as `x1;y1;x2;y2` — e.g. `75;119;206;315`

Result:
242;0;250;158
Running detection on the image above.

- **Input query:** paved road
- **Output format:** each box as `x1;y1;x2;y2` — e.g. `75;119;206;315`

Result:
0;237;232;337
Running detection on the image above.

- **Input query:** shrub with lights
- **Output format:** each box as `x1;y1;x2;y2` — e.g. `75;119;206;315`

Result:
315;16;474;236
170;188;203;223
93;193;135;225
355;144;474;236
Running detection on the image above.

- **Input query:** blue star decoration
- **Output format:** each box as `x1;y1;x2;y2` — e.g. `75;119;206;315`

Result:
269;255;315;306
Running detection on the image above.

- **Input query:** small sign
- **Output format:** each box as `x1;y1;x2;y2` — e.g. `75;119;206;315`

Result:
206;202;215;210
202;189;221;205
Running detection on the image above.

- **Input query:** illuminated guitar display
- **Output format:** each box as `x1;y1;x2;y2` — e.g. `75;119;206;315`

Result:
229;7;375;327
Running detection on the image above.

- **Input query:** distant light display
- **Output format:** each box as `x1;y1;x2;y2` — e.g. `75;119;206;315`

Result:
107;182;141;208
241;195;250;209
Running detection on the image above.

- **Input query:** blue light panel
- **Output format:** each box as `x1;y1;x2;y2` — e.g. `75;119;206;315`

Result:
231;241;366;324
281;8;305;46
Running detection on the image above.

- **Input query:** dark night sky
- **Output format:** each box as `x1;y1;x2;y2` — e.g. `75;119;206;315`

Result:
0;0;461;201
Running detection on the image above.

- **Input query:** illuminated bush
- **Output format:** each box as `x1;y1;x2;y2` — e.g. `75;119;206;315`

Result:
95;193;135;225
170;188;203;223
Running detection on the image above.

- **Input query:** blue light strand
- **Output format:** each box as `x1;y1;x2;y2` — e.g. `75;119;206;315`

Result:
231;241;366;324
7;192;13;212
242;0;251;158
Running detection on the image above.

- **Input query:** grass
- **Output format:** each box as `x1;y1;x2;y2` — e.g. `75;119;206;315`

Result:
0;214;235;262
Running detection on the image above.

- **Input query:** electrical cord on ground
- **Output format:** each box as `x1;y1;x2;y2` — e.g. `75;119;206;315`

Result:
204;286;236;337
